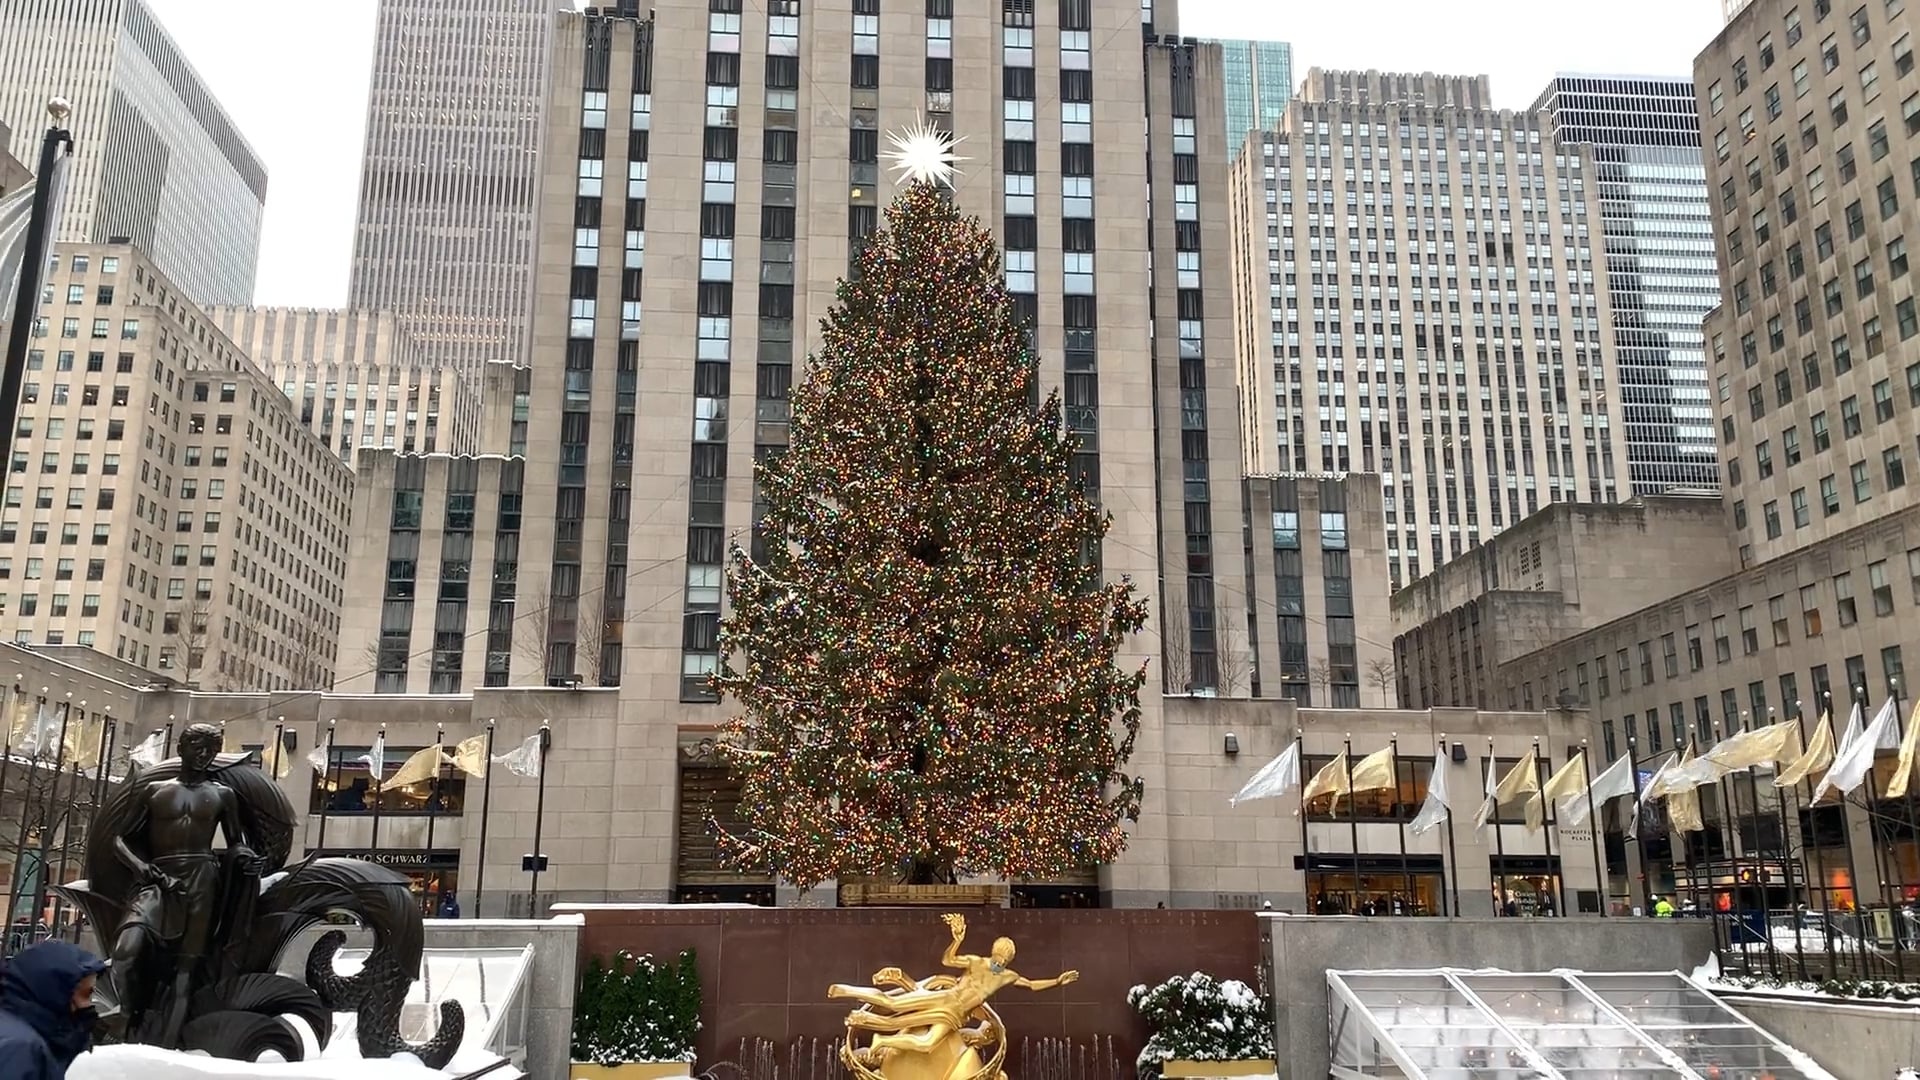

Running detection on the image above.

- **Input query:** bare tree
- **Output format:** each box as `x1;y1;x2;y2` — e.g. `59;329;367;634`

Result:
166;599;213;688
575;610;609;687
1307;657;1335;695
1366;657;1400;706
1215;619;1255;698
514;583;614;686
1158;605;1193;695
512;583;554;682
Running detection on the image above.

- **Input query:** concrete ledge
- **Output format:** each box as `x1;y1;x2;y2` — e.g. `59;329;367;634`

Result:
1719;993;1920;1080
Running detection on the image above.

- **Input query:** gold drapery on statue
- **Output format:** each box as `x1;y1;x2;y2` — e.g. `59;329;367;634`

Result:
831;913;1079;1080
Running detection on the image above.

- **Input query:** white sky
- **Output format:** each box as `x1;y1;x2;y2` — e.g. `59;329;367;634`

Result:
144;0;1726;309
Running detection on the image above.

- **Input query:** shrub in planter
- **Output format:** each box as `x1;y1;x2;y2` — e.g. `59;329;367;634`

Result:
1127;972;1276;1077
573;948;704;1067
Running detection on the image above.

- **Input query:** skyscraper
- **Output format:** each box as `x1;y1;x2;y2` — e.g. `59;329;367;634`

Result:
347;0;570;378
1218;38;1293;161
0;0;267;305
1534;76;1722;495
1229;69;1632;590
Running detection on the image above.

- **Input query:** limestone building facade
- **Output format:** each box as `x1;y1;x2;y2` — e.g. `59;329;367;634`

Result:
0;642;1599;916
1229;69;1634;591
1;243;352;690
207;306;485;468
0;119;30;198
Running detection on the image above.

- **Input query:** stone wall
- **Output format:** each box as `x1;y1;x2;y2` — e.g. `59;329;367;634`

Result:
1719;994;1920;1080
1265;914;1718;1080
566;905;1261;1069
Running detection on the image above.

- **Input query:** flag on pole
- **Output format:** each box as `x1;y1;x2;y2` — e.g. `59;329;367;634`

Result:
307;742;330;775
1473;750;1500;831
128;729;166;769
1666;747;1709;833
1300;753;1349;814
14;704;64;759
1493;748;1540;804
383;744;449;790
1775;713;1836;788
1816;698;1897;802
1529;754;1587;833
1227;741;1299;806
1348;746;1397;794
0;149;70;315
357;730;388;781
64;717;103;769
494;733;544;779
1628;753;1677;839
1563;754;1635;828
451;733;490;779
1408;752;1452;836
1887;700;1920;799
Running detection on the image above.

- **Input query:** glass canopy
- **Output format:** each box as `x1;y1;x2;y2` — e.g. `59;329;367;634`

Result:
1329;969;1834;1080
316;945;535;1063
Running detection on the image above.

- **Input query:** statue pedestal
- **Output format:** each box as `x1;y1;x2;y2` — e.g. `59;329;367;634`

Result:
68;1044;522;1080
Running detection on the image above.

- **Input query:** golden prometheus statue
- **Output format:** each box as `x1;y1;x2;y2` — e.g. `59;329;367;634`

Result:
831;913;1080;1080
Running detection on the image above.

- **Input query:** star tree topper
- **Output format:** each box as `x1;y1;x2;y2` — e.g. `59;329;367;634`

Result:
883;119;967;187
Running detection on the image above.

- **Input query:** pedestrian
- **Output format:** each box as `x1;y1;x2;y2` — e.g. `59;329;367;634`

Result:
0;939;107;1080
437;891;461;919
1653;895;1676;918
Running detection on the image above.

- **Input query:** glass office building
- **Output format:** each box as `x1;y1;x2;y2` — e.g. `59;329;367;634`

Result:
1219;38;1292;161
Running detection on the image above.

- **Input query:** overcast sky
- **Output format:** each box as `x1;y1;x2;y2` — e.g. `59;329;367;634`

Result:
144;0;1726;309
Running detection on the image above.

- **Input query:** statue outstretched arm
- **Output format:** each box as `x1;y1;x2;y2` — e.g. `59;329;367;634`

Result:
1013;970;1080;991
940;913;967;969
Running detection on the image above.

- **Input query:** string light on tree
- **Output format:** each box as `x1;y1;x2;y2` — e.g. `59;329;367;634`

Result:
882;119;967;187
709;173;1148;890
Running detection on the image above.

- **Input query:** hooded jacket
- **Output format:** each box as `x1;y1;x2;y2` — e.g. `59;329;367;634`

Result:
0;940;107;1080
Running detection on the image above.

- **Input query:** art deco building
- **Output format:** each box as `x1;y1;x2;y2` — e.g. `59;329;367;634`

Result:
208;307;486;468
1229;69;1633;591
348;0;571;378
1;243;352;689
1533;76;1724;495
0;0;267;305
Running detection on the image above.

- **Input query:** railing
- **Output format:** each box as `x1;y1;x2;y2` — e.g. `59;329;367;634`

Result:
1709;907;1920;984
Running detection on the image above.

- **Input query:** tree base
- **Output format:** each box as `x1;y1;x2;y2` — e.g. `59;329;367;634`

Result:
838;884;1009;907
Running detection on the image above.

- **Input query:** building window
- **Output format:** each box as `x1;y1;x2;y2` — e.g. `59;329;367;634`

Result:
1713;615;1731;663
1835;571;1858;625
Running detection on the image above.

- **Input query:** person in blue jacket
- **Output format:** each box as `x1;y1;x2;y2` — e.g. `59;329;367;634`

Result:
0;940;108;1080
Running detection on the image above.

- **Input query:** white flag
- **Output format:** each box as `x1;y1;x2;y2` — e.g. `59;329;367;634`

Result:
1228;742;1300;806
1815;698;1897;802
128;729;166;769
357;731;387;780
1472;752;1498;831
307;743;329;774
1408;752;1451;835
15;705;64;759
1562;754;1635;827
493;732;545;778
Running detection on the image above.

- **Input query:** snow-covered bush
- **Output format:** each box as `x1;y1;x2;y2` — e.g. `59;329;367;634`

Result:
1127;972;1276;1073
572;949;704;1064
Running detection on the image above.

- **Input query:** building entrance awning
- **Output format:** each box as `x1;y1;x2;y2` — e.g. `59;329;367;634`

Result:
1327;968;1834;1080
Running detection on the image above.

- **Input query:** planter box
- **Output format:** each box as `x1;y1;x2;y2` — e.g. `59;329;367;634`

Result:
838;883;1009;907
1162;1061;1277;1079
572;1062;694;1080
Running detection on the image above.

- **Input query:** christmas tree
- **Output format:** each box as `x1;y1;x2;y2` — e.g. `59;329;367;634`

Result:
712;133;1149;889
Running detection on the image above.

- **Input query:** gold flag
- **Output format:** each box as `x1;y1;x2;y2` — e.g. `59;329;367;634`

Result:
1527;754;1587;832
1494;748;1540;804
382;744;449;790
1349;747;1397;793
1301;754;1350;812
1706;720;1802;773
63;718;103;770
1887;700;1920;800
1774;714;1835;788
1667;747;1707;832
451;734;489;778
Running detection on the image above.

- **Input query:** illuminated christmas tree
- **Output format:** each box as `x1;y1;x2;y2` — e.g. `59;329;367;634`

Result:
712;128;1149;889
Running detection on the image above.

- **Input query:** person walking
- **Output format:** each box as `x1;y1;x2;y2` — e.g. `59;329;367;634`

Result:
0;940;108;1080
1653;895;1676;918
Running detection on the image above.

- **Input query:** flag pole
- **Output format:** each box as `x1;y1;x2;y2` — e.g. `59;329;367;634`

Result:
1579;741;1606;916
314;720;337;854
1536;738;1564;917
1;101;75;464
1626;736;1651;913
527;723;552;917
424;723;443;916
1855;687;1901;960
474;719;495;918
1439;734;1461;916
369;722;388;853
271;717;285;784
1390;735;1410;915
1489;738;1507;915
163;716;174;756
1294;731;1311;912
1343;736;1361;914
31;694;77;928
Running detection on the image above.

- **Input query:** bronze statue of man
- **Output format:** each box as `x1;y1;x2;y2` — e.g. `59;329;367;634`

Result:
105;722;255;1045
